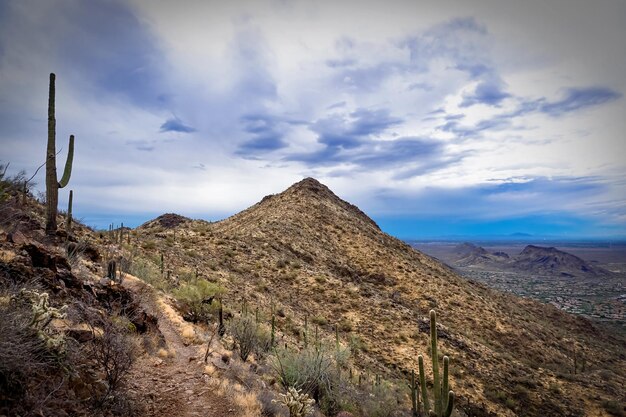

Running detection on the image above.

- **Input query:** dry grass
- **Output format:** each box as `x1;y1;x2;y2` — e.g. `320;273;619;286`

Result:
206;378;262;417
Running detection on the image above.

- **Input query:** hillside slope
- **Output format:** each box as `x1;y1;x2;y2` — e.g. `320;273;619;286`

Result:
133;178;625;417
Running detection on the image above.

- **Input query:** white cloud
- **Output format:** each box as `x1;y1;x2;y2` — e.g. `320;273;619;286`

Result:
0;0;624;233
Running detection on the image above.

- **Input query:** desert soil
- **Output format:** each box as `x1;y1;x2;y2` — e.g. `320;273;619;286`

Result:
123;276;238;417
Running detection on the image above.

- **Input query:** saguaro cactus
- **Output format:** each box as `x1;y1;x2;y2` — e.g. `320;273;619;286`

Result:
45;73;75;235
418;310;455;417
65;189;73;236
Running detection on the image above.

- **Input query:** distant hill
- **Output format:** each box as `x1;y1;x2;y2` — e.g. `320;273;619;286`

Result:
512;245;610;277
451;242;510;267
132;177;625;416
449;242;611;277
139;213;192;230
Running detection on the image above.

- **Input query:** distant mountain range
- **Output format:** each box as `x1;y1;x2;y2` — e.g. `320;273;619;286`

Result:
451;242;612;278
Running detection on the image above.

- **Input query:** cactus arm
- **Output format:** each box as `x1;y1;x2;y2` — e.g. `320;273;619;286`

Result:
444;391;455;417
58;134;74;188
418;355;431;414
430;310;441;416
442;355;449;411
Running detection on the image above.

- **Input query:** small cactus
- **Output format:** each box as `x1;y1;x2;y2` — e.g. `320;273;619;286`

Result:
273;387;315;417
66;242;78;258
107;260;117;280
408;369;420;416
418;310;455;417
13;289;68;351
218;298;226;336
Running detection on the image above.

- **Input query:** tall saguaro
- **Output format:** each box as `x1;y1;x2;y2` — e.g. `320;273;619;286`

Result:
45;73;75;235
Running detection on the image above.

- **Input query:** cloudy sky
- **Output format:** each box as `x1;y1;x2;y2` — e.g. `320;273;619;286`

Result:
1;0;625;238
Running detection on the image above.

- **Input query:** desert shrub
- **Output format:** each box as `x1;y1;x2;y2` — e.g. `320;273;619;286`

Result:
255;323;273;359
603;400;625;417
129;257;169;291
257;389;282;417
311;314;328;326
0;293;54;408
0;287;75;415
0;163;30;226
271;343;350;413
142;240;156;250
361;381;398;417
229;315;273;361
172;279;224;322
81;309;139;409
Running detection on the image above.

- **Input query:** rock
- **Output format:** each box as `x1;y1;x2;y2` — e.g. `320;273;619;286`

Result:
82;243;101;263
6;230;27;245
22;242;69;271
212;357;229;370
66;328;94;343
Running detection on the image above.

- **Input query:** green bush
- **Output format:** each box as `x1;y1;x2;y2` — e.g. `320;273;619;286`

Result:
362;381;398;417
271;342;350;413
229;315;273;361
129;257;169;291
172;279;224;323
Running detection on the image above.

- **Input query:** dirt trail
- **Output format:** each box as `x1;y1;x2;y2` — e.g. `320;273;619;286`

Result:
122;276;238;417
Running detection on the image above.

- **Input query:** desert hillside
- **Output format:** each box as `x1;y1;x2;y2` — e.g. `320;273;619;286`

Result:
131;178;625;416
1;177;625;417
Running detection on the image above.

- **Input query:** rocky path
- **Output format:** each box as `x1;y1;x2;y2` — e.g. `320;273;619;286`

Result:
123;276;239;417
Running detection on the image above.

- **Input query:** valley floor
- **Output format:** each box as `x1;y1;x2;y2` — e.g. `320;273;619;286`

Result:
412;241;626;333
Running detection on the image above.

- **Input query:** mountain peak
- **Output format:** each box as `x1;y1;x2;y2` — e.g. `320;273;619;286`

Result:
286;177;335;199
293;177;325;188
139;213;191;229
216;177;380;236
520;244;558;255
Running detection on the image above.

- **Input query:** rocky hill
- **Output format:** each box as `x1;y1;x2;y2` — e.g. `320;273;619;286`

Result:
451;243;510;268
512;245;610;277
131;178;625;417
450;242;611;278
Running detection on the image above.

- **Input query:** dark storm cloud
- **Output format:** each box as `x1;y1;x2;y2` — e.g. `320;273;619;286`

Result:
373;175;607;217
235;113;304;155
160;118;195;133
538;87;622;116
460;78;511;107
53;0;168;108
438;85;621;141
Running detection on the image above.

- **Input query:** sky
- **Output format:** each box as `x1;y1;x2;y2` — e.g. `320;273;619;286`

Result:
1;0;625;239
